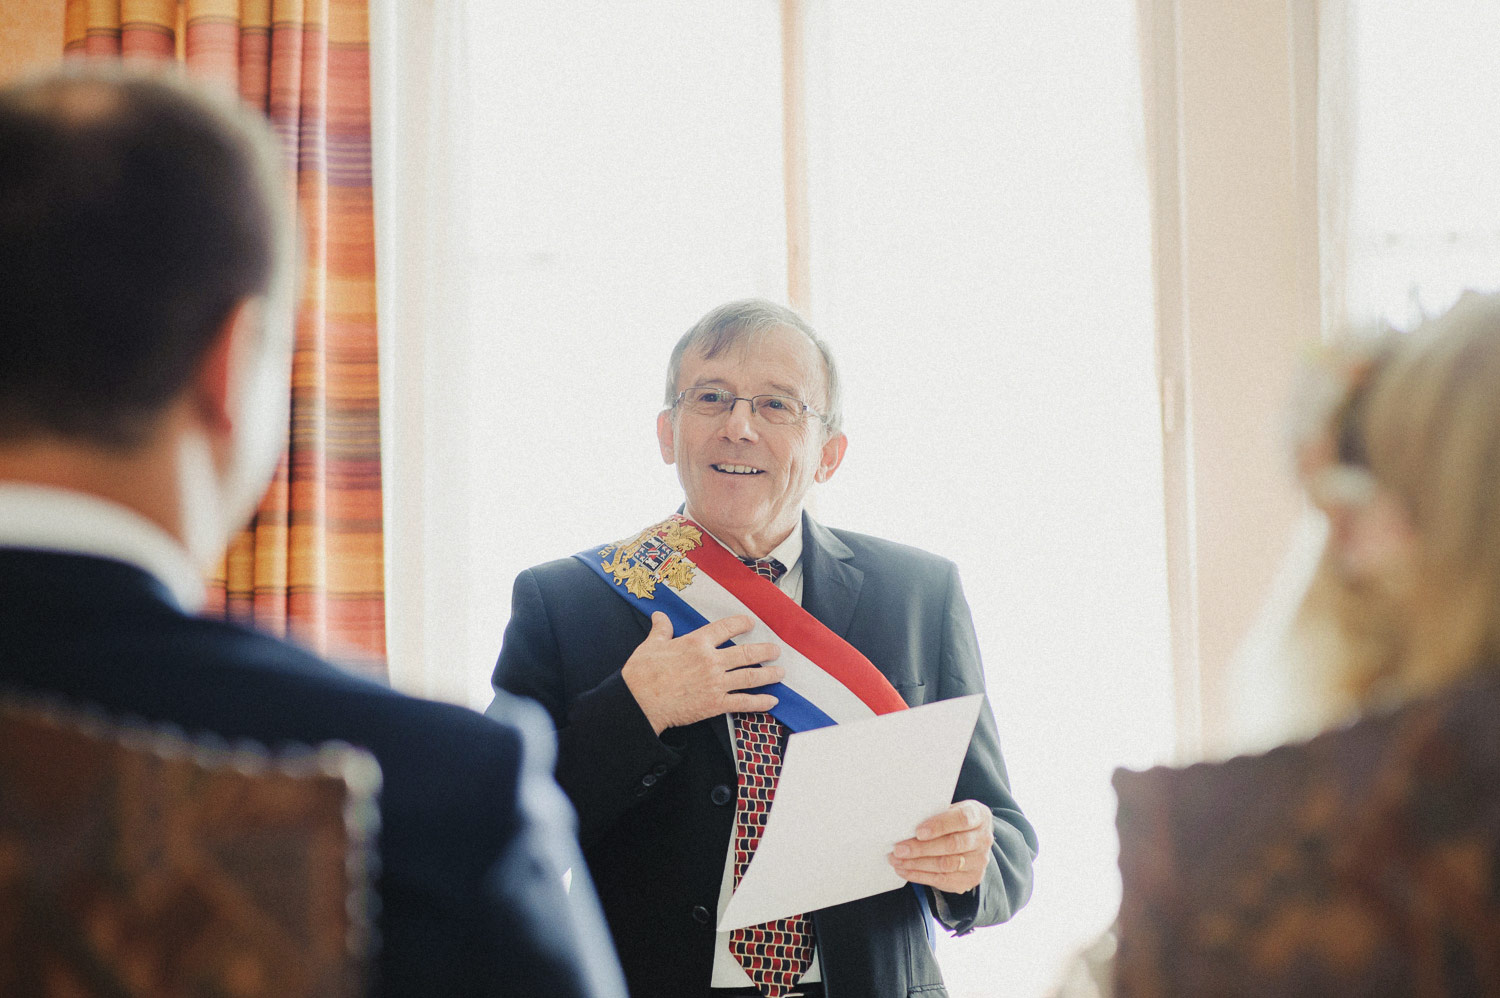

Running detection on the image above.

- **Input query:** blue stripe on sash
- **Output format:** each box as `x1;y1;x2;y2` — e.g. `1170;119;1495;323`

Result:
575;548;938;947
574;551;838;732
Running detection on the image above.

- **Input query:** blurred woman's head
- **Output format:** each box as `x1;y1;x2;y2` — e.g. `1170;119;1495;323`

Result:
1295;292;1500;708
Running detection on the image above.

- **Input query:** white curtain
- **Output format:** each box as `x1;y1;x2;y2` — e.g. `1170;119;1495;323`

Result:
1210;0;1356;758
800;5;1170;993
373;3;1172;994
371;1;786;706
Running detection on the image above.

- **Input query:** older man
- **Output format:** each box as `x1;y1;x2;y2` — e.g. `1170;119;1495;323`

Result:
490;299;1037;997
0;68;624;997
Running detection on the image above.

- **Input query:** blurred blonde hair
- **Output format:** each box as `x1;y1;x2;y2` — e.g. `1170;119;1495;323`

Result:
1294;292;1500;708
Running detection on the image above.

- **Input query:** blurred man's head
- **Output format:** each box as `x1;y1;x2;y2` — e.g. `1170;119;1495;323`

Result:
0;66;295;564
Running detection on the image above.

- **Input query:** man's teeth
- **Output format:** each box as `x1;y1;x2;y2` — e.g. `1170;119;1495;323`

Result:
714;464;763;475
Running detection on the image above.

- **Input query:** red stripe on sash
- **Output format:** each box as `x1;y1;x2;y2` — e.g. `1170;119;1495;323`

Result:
679;517;908;716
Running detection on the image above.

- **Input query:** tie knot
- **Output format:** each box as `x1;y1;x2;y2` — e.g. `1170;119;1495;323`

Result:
739;555;787;584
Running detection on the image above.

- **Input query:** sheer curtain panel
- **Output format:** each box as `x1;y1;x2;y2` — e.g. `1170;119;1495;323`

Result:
371;0;785;704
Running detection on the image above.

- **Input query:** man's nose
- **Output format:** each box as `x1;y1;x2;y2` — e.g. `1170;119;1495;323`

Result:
720;397;759;440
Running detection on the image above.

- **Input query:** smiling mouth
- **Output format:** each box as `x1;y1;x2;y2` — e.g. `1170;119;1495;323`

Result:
712;463;765;475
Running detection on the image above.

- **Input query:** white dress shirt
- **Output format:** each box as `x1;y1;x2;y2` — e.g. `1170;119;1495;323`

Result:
0;483;204;612
702;517;824;988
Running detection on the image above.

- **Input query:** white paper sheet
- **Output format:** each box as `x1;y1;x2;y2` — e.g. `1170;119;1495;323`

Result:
717;693;985;932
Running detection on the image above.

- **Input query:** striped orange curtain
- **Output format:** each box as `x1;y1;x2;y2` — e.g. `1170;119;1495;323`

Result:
64;0;387;678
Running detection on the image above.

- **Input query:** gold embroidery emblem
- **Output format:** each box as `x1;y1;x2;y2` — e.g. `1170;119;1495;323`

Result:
598;516;703;599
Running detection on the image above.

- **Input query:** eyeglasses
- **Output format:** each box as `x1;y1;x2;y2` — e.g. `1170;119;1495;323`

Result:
671;387;825;427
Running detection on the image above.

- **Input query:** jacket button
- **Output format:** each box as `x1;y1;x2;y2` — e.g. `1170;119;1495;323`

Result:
691;905;711;925
710;784;732;806
652;762;669;776
641;772;658;787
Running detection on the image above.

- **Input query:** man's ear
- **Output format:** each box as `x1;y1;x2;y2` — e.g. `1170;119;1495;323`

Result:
656;409;677;465
815;431;848;483
192;298;260;438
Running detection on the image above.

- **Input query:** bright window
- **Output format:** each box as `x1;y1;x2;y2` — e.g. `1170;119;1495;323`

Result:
803;4;1169;993
375;3;1172;993
1345;0;1500;328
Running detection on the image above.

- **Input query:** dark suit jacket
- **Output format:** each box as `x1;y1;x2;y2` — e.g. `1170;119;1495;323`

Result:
0;548;626;998
490;513;1038;998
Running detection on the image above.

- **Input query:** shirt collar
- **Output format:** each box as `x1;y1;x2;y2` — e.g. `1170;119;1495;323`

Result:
764;516;803;575
688;513;804;577
0;483;206;613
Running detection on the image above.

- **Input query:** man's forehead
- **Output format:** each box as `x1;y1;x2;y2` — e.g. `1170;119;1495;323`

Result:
680;325;823;392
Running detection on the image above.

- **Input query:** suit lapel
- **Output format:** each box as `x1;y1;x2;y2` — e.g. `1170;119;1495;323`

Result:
710;712;735;759
799;511;863;641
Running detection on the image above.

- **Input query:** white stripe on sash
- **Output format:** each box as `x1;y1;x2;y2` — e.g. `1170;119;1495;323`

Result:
676;569;878;726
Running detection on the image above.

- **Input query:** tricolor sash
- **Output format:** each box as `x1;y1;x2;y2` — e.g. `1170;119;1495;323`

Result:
575;514;939;944
575;515;908;732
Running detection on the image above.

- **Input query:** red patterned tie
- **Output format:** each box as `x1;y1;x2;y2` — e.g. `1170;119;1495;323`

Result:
728;557;814;997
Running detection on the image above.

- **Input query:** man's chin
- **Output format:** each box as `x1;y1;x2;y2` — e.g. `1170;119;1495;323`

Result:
685;498;762;531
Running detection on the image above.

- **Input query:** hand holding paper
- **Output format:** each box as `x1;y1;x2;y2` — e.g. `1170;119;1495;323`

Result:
718;693;986;932
890;798;995;893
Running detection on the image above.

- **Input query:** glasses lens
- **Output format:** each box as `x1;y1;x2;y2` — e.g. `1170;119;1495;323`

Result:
678;389;808;424
753;395;803;425
682;387;731;414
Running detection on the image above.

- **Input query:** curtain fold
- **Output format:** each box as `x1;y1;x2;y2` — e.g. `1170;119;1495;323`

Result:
64;0;387;677
1133;0;1350;758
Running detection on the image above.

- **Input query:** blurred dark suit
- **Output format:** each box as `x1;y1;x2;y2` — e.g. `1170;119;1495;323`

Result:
0;546;627;998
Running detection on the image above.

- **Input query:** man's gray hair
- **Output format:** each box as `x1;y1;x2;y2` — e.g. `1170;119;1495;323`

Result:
663;299;843;436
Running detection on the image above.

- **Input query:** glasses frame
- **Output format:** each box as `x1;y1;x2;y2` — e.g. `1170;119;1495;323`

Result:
670;387;828;427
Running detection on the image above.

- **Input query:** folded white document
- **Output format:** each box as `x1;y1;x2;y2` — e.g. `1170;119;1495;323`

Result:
718;693;985;931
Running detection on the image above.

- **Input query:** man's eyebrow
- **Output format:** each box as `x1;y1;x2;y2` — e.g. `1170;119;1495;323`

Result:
688;378;807;397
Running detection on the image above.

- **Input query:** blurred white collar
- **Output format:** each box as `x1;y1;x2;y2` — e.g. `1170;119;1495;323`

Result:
0;483;205;612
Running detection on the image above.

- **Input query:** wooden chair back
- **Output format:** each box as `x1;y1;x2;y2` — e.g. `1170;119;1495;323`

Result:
1113;677;1500;997
0;694;381;998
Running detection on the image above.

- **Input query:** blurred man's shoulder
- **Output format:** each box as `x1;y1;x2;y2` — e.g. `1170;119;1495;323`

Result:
40;603;534;783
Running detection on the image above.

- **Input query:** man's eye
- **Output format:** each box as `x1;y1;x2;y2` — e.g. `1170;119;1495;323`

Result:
761;397;791;411
693;389;730;404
